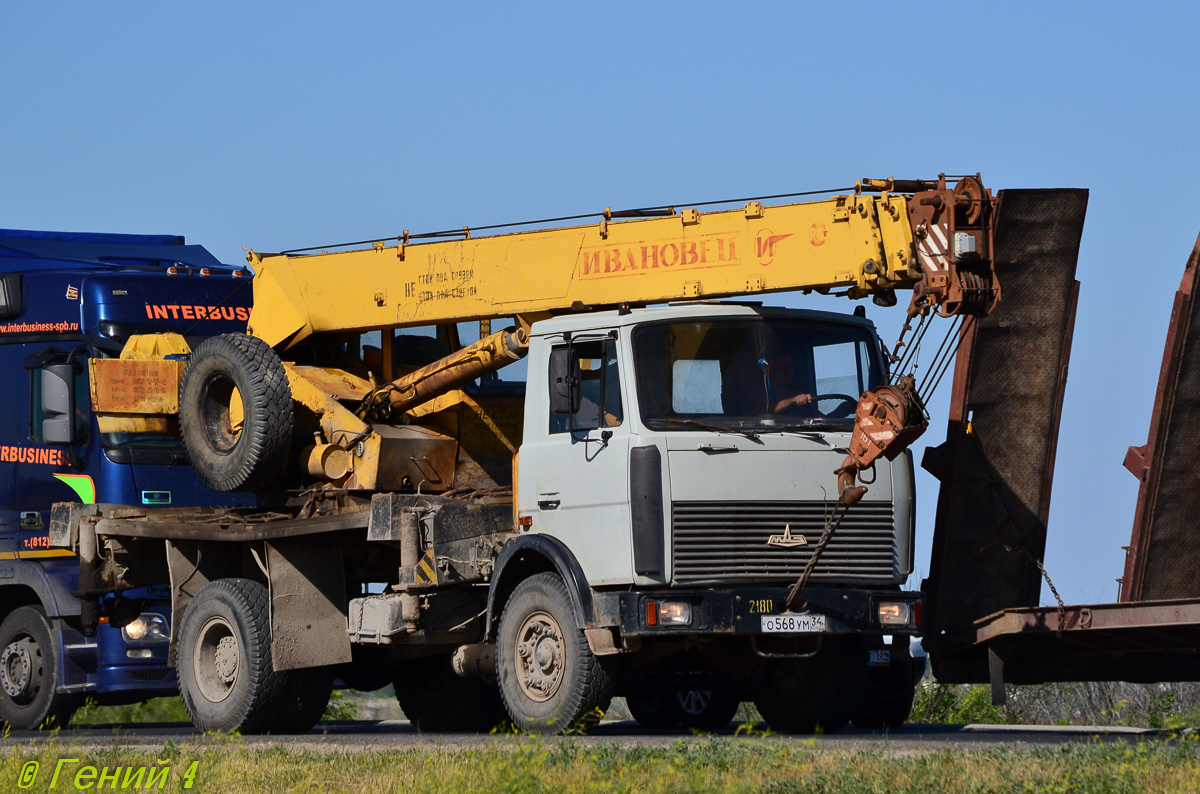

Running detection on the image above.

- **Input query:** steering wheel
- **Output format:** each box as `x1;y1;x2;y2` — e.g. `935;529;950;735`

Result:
816;393;860;419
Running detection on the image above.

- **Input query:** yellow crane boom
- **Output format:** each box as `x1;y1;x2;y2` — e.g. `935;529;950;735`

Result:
246;175;995;351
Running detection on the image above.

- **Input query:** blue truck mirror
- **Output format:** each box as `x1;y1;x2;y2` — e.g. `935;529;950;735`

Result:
41;363;75;445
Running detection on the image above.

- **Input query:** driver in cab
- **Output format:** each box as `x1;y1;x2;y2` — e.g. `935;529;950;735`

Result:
746;353;815;416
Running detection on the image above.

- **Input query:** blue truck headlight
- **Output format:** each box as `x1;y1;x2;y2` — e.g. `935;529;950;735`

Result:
122;613;170;643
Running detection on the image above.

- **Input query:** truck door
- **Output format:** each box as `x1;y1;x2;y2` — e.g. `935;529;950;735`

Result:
523;335;635;585
19;343;95;555
0;344;23;546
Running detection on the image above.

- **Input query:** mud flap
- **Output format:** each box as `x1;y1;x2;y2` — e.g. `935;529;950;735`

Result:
922;188;1088;682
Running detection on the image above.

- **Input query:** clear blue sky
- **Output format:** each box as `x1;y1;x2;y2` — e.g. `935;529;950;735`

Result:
3;3;1198;606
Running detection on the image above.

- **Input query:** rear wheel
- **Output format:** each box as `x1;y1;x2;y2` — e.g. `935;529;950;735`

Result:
752;638;865;734
625;692;684;729
393;655;508;733
179;334;292;492
270;667;334;734
0;607;76;730
496;573;613;734
677;689;740;731
627;689;740;731
177;578;286;733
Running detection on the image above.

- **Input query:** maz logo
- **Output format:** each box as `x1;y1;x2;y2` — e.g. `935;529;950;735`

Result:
766;524;808;548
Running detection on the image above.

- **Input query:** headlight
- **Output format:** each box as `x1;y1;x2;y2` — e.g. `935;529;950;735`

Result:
122;613;170;643
877;601;914;627
657;601;693;626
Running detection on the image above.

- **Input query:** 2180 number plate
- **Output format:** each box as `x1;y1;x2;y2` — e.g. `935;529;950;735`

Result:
760;614;826;633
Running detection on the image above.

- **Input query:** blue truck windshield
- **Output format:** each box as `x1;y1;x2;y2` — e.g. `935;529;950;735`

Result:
633;317;882;432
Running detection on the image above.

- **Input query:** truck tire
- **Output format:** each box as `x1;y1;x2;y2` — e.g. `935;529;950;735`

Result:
179;334;292;492
0;607;77;730
851;650;917;731
677;689;740;731
625;692;685;729
496;573;613;734
752;638;864;734
393;655;508;733
177;578;286;734
269;667;334;734
850;683;916;731
626;690;738;730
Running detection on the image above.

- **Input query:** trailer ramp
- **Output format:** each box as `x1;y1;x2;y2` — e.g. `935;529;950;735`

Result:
921;189;1089;682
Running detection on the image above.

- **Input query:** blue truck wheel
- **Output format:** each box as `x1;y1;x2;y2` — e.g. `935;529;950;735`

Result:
0;607;77;730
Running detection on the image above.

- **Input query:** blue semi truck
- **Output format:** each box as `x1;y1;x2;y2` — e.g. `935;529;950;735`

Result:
0;229;254;729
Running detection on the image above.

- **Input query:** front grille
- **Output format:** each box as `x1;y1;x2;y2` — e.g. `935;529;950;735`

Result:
671;501;897;585
126;668;170;682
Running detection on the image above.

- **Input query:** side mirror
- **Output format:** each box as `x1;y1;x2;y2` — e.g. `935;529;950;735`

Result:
41;363;75;445
549;347;581;415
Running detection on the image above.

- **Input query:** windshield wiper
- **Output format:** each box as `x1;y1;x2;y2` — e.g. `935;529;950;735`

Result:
657;417;760;440
773;421;849;433
766;425;830;441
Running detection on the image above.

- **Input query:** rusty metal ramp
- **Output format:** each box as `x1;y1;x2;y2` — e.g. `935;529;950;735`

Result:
974;599;1200;686
922;188;1089;683
1121;233;1200;602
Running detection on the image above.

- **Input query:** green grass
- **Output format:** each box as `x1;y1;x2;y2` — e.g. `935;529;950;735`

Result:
72;689;359;726
73;696;191;726
1;734;1198;793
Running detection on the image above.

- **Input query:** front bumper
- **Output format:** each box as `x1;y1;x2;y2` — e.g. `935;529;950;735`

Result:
592;587;923;638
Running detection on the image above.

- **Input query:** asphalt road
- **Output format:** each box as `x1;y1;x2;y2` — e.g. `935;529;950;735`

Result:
2;720;1184;752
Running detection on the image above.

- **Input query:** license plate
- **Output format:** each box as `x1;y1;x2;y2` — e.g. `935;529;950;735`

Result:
760;614;826;633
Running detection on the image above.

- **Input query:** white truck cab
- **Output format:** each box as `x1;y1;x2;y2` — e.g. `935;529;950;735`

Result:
517;303;915;590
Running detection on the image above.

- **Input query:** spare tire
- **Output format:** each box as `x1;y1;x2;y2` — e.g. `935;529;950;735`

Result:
179;334;292;492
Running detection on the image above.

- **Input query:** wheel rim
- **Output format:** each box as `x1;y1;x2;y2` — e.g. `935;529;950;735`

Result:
193;616;240;703
514;610;565;702
676;689;712;716
0;636;42;705
199;374;245;454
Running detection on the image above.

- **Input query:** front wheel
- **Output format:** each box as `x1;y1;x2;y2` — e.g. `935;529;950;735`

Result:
0;607;76;730
850;684;916;731
496;573;613;734
851;648;918;731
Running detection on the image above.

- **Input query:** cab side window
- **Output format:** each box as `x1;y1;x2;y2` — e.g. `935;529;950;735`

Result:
549;338;623;433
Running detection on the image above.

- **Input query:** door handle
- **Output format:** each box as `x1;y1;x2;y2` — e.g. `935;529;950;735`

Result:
538;500;561;511
697;443;739;453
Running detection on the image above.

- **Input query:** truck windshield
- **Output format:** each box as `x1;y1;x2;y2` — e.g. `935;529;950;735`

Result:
632;317;882;432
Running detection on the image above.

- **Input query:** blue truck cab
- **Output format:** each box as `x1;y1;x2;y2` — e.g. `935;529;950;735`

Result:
0;229;254;729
